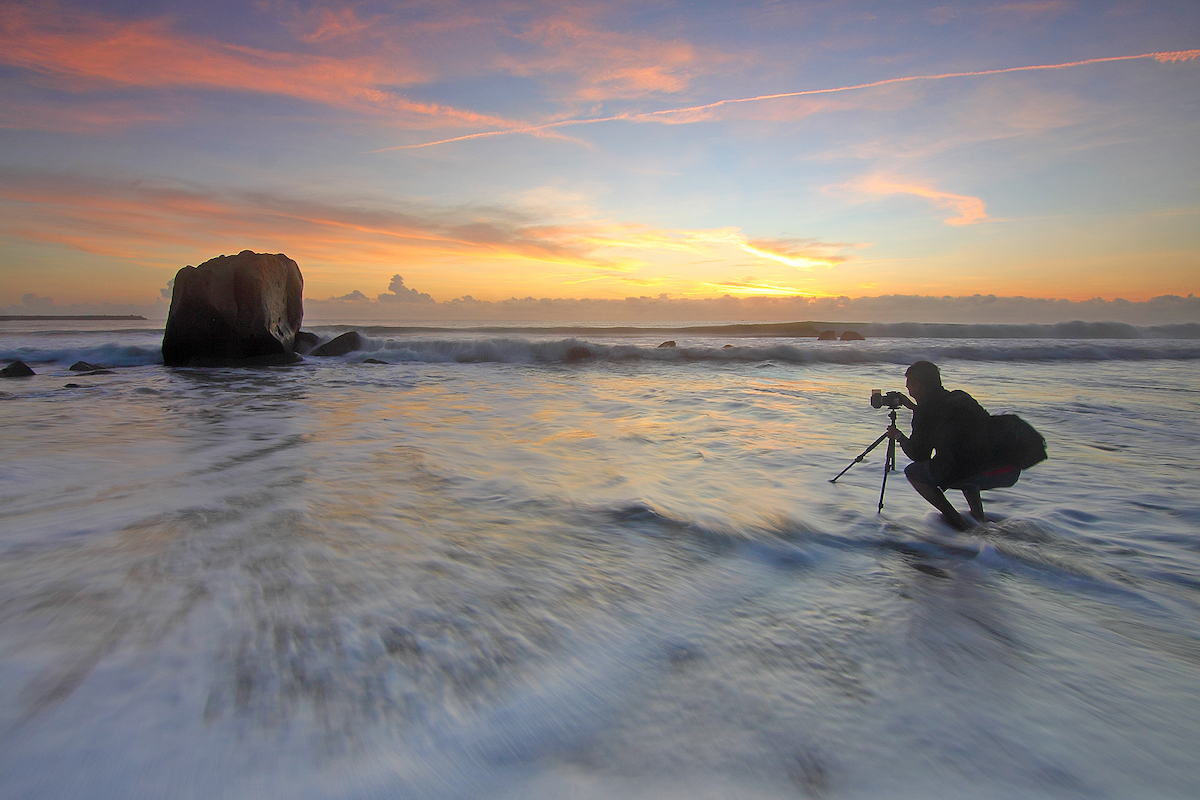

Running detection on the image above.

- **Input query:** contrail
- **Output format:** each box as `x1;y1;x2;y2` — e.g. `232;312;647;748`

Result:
374;50;1200;152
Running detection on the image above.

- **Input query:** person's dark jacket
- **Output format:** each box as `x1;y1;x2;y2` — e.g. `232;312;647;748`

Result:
901;388;994;487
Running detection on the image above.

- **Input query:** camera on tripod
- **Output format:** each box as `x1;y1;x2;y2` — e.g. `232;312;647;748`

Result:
870;389;905;409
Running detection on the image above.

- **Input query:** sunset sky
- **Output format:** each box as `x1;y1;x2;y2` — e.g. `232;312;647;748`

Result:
1;0;1197;321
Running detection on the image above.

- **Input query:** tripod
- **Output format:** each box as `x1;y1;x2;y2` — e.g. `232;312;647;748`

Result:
829;407;898;512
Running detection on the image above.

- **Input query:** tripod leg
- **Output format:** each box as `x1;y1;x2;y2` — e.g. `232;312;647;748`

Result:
829;432;888;483
878;436;896;512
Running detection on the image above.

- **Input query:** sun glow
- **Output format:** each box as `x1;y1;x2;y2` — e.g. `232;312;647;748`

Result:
738;243;838;269
699;281;811;297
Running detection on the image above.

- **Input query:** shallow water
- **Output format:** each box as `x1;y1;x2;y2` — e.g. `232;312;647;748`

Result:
1;324;1199;798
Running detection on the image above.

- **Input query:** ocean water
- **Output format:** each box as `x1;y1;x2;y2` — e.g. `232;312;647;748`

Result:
1;320;1199;799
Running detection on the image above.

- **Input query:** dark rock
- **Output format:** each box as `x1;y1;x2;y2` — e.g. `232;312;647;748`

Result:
722;344;734;349
840;330;865;341
294;330;320;354
312;331;364;357
658;340;677;348
1;360;35;377
817;330;838;340
64;383;81;388
69;361;106;371
362;358;388;364
565;346;592;361
161;250;304;366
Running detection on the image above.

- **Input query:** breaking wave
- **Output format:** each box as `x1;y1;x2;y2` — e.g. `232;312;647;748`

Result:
3;321;1199;369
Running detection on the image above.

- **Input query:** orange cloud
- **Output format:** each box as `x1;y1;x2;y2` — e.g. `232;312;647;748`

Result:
0;169;856;301
566;226;850;270
0;4;515;130
850;177;988;226
0;169;592;268
740;238;849;269
1154;50;1200;64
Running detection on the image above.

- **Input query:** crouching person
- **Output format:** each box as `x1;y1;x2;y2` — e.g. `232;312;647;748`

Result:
886;361;1021;531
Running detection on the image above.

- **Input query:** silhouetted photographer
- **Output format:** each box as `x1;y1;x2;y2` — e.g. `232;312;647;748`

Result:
886;360;1046;530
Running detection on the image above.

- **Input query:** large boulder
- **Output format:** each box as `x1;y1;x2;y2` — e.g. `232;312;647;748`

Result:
162;251;304;366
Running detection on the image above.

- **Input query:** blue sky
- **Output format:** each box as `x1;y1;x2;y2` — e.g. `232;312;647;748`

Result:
1;0;1197;321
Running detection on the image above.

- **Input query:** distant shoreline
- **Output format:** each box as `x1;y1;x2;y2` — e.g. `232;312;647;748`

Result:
0;315;147;321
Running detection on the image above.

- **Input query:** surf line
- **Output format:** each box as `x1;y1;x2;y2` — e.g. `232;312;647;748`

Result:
375;49;1200;152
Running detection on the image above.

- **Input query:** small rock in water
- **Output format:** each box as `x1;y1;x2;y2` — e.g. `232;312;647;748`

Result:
722;344;734;349
294;331;320;354
69;361;105;371
362;358;388;364
1;360;35;377
840;330;865;341
658;340;677;348
565;346;592;361
312;331;364;357
817;330;838;340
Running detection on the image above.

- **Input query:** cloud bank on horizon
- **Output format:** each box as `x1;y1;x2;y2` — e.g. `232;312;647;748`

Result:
0;0;1197;320
6;274;1197;326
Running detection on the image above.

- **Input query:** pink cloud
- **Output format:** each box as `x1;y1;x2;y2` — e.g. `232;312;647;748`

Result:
0;94;178;133
0;168;703;275
290;5;377;43
1154;50;1200;64
0;4;516;130
849;177;988;226
498;14;716;101
387;48;1200;150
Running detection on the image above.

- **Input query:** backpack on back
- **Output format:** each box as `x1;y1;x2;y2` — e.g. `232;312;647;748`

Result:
989;414;1048;470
